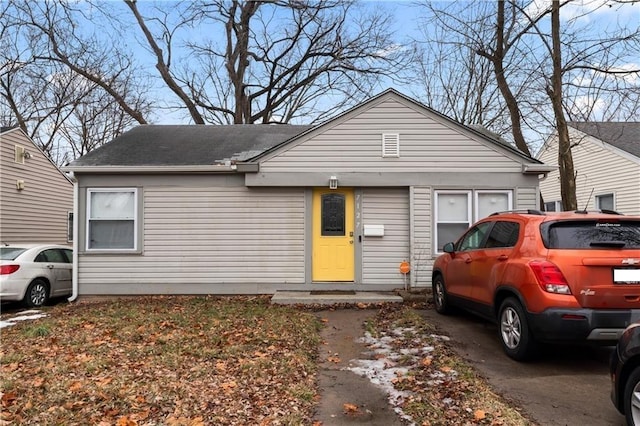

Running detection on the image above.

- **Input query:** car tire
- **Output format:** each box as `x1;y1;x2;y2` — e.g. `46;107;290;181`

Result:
432;274;451;314
24;279;49;308
624;367;640;426
498;297;537;361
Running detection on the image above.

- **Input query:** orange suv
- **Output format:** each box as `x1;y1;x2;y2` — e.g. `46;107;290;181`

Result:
432;210;640;361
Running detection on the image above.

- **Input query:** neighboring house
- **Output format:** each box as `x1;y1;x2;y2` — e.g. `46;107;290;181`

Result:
64;89;553;297
537;122;640;214
0;127;74;245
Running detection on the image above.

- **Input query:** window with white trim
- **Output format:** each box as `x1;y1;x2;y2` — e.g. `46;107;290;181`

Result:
544;201;561;212
435;190;513;253
476;191;512;219
67;212;74;242
87;189;137;250
435;191;472;252
596;193;614;211
382;133;400;157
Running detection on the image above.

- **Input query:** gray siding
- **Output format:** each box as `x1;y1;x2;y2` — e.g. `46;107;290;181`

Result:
516;186;538;210
361;188;410;286
0;129;73;244
78;183;306;294
259;98;525;174
539;129;640;214
411;187;432;288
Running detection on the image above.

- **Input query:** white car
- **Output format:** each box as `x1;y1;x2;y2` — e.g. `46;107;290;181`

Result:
0;244;73;307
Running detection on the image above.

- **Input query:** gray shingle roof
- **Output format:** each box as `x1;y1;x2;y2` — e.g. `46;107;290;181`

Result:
69;124;312;167
569;122;640;159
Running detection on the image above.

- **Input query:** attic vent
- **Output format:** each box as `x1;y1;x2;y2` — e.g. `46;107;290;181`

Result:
14;145;25;164
382;133;400;158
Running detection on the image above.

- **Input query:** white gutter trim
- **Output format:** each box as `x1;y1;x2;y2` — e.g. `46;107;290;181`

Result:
522;164;557;175
62;165;236;173
68;172;79;302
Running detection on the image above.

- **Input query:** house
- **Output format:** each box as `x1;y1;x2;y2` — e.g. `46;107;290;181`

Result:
0;127;74;245
64;89;553;298
537;122;640;214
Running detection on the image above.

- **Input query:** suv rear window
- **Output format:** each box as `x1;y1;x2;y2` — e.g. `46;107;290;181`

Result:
541;220;640;249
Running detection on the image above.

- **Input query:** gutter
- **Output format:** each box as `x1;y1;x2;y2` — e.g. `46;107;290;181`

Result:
522;164;556;176
62;164;239;174
68;172;79;302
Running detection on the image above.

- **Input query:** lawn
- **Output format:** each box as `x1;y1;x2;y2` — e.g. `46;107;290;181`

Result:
1;296;533;426
0;296;321;425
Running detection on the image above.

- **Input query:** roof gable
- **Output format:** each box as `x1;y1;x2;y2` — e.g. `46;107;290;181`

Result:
568;122;640;159
255;89;542;166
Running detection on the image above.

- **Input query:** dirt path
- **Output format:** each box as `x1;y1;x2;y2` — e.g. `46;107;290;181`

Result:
313;309;405;425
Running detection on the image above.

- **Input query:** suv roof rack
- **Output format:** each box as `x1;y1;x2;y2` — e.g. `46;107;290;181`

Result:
574;209;624;215
490;209;545;216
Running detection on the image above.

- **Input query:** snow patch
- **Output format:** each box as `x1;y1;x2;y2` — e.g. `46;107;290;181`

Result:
344;327;457;425
0;310;48;328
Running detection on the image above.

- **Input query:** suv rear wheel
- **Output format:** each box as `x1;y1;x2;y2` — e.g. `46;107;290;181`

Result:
499;297;537;361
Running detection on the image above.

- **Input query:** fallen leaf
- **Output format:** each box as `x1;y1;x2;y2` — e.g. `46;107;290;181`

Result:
474;409;486;420
1;392;17;407
343;403;359;413
421;357;432;366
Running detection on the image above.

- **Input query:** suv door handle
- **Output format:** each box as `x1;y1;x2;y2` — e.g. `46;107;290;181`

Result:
465;258;472;264
47;264;55;269
497;255;508;261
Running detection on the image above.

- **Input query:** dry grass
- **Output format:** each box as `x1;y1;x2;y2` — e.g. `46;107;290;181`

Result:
1;296;321;425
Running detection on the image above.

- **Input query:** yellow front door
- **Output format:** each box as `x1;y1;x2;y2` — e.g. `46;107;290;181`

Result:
312;188;355;281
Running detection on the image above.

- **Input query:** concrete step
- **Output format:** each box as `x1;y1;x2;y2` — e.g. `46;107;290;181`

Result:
271;290;404;305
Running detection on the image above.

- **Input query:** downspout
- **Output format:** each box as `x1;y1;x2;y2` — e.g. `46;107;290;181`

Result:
68;172;79;302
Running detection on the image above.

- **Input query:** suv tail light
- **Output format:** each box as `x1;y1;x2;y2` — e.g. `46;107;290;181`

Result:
0;264;20;275
529;260;572;294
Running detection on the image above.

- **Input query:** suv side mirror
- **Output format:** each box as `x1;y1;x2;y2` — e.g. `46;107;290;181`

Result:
443;242;455;253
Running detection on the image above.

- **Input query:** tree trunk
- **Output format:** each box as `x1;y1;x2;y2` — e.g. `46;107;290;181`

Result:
549;0;577;211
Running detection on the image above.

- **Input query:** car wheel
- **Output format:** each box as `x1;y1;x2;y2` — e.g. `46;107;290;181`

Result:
24;279;49;308
624;367;640;426
432;274;451;314
498;297;537;361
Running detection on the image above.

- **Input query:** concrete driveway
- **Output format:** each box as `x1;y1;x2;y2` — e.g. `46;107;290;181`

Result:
418;308;626;426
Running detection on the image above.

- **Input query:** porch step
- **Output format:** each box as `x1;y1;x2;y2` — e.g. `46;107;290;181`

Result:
270;290;404;305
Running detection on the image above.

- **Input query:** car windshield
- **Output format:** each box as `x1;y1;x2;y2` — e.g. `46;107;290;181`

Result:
542;220;640;249
0;247;27;260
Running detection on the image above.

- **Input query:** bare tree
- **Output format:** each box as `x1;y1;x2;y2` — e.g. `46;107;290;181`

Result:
127;0;412;124
1;0;152;162
416;0;640;208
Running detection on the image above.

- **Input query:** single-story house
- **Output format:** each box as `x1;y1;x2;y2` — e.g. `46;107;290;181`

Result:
537;122;640;214
0;127;74;245
64;89;554;298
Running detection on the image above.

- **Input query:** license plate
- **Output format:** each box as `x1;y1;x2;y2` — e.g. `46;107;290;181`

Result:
614;268;640;284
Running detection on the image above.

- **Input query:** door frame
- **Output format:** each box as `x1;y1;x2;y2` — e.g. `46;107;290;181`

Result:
310;187;356;282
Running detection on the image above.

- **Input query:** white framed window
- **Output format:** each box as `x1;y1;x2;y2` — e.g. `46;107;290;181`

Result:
544;200;561;212
596;193;614;211
435;189;513;253
435;191;472;252
382;133;400;157
476;191;512;219
67;212;74;242
86;188;138;251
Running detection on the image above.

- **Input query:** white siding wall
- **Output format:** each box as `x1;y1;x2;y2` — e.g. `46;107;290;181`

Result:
260;99;524;174
0;129;73;244
539;131;640;214
79;186;306;292
361;188;410;286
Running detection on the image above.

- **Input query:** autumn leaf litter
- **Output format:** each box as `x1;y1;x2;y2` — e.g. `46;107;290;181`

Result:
1;297;533;425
